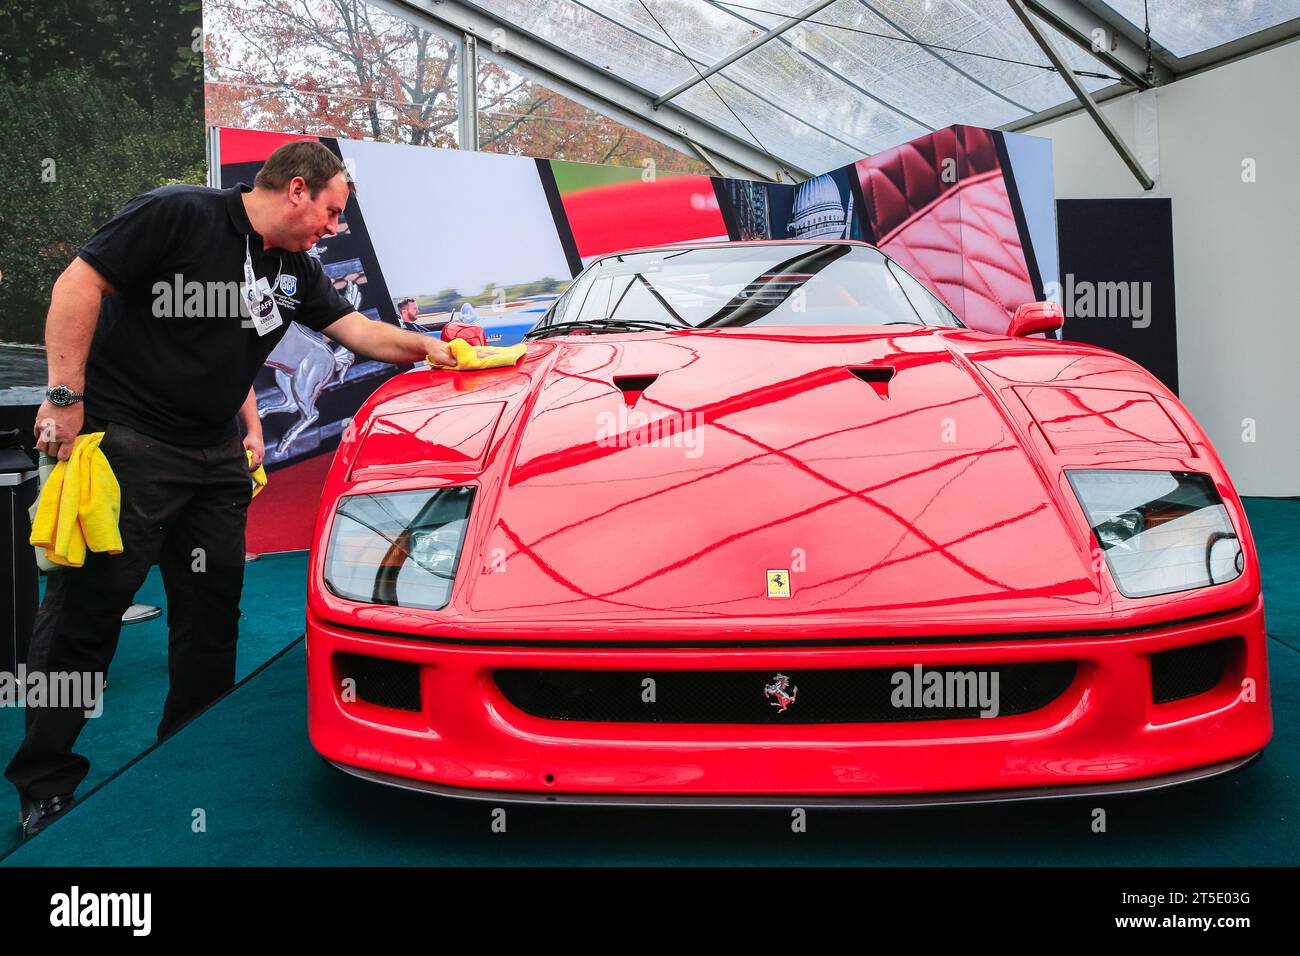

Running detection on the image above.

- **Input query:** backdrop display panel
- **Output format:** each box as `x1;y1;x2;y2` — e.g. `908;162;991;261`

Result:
1056;198;1178;394
552;160;728;263
717;167;867;255
853;126;1052;335
339;139;575;349
215;123;1059;553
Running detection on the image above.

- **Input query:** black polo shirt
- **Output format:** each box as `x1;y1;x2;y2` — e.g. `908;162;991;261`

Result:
78;183;354;447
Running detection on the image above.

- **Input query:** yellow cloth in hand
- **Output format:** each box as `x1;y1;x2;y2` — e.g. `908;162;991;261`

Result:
246;449;268;499
29;432;122;568
427;338;526;371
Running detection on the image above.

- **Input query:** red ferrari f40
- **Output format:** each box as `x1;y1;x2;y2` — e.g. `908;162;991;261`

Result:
306;241;1270;806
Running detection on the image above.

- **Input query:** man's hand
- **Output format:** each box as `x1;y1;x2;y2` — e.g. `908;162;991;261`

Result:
34;401;84;461
425;342;504;367
237;386;264;468
242;432;265;469
425;339;456;367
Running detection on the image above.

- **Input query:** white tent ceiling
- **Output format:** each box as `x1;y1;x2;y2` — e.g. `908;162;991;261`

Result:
379;0;1300;181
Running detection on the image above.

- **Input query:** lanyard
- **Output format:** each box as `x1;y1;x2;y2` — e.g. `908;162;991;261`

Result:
244;235;284;290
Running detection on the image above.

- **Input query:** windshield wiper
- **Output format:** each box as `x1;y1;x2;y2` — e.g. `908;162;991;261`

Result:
526;318;684;340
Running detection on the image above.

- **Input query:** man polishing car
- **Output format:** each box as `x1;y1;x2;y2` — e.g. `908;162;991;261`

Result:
7;140;494;838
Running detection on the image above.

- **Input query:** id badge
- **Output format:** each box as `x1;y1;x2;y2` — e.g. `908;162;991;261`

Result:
245;275;283;336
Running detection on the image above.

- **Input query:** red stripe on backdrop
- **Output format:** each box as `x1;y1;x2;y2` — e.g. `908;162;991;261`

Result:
561;176;726;258
245;451;335;555
219;128;322;166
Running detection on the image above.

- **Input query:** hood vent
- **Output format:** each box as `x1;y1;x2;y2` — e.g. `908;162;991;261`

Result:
614;374;659;407
848;366;895;399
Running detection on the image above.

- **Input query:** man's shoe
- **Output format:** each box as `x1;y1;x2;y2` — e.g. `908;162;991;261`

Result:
19;794;76;839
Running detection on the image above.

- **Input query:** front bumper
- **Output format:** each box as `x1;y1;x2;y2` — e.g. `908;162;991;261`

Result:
306;599;1272;801
327;753;1262;808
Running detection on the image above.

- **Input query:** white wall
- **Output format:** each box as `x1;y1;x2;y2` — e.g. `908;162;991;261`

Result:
1028;39;1300;498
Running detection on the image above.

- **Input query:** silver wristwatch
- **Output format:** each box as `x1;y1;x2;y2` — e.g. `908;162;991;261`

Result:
45;385;84;407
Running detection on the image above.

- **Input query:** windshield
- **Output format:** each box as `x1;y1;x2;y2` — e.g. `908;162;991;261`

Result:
528;243;964;337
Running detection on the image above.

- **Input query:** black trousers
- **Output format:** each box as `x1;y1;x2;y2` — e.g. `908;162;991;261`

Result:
5;419;251;801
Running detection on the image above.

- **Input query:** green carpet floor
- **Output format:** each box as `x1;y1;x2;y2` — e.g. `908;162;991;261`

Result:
2;500;1297;865
0;552;310;857
1241;498;1300;647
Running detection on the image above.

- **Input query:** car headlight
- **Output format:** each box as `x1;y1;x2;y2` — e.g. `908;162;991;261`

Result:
1067;470;1244;599
323;486;475;610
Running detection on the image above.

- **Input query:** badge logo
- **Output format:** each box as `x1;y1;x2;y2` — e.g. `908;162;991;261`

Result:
766;569;791;598
251;294;275;319
764;673;798;713
279;274;298;296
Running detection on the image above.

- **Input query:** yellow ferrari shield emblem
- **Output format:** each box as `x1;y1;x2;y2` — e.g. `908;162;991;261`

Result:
766;569;791;598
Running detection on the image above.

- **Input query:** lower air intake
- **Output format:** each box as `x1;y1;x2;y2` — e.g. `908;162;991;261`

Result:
335;653;422;712
495;663;1076;724
1151;639;1233;704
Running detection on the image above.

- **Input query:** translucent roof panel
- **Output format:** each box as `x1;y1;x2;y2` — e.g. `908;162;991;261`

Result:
543;0;930;164
469;0;907;167
470;0;751;94
812;1;1113;123
468;0;1120;172
1100;0;1300;58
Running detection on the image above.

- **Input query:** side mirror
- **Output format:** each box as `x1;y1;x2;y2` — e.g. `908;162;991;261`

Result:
1007;301;1064;338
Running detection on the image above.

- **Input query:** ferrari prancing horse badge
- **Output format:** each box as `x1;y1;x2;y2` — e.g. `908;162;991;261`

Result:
766;569;791;598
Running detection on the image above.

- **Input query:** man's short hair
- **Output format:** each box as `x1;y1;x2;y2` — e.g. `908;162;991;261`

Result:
254;141;355;199
396;297;416;310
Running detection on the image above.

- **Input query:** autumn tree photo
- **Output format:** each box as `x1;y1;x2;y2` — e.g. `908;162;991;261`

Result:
203;0;707;171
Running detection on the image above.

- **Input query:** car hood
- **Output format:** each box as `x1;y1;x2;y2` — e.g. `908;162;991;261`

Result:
326;326;1246;637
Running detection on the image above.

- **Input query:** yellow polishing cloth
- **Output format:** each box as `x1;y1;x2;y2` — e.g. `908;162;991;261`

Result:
30;432;122;568
246;449;268;498
427;338;526;371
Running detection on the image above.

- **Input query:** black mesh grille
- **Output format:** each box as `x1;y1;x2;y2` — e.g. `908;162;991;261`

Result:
1151;639;1232;704
336;653;422;712
495;663;1076;724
